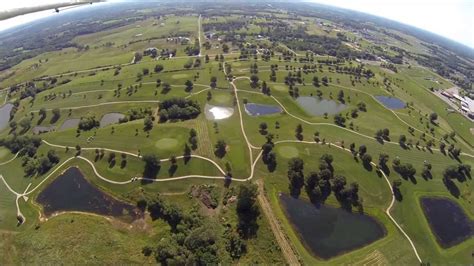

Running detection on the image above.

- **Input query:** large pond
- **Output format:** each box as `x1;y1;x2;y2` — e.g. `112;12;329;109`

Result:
420;197;473;248
37;167;142;222
296;97;346;116
100;113;125;128
375;95;405;109
280;194;385;259
204;104;234;120
0;103;13;132
59;118;80;130
245;103;282;116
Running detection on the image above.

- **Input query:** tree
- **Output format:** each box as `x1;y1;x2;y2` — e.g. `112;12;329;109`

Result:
47;150;60;164
236;183;259;238
144;115;153;132
378;153;389;169
295;124;303;140
312;76;320;87
214;140;227;158
51;108;60;123
154;64;164;73
222;43;229;53
185;80;193;92
361;153;372;167
108;152;116;166
320;153;333;165
429;112;438;123
358;145;367;156
337;90;345;102
250;75;259;88
333;114;346;127
210;76;217;88
399;134;407;147
259;122;268;135
142;154;160;178
261;81;270;95
189;129;198;150
19;118;31;132
288;157;305;197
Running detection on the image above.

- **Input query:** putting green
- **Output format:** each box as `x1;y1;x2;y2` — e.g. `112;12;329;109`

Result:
277;146;299;159
155;138;179;150
274;85;287;92
214;94;231;104
171;73;190;79
0;147;10;160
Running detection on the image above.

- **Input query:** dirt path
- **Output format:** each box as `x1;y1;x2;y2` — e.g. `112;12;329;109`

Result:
256;180;300;266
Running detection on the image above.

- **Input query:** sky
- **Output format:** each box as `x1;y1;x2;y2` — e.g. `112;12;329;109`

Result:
0;0;473;48
309;0;474;48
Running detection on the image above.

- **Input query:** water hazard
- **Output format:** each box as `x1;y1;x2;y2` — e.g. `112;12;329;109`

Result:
420;197;473;248
37;167;142;222
375;95;405;110
0;103;13;132
245;103;282;116
296;97;346;116
280;194;385;259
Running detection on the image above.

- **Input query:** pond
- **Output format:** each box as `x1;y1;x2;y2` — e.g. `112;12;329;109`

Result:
0;103;13;132
279;194;385;259
245;103;282;116
296;97;346;116
204;104;234;120
59;118;80;130
100;113;125;128
37;167;142;222
33;126;55;134
420;197;473;248
375;95;405;109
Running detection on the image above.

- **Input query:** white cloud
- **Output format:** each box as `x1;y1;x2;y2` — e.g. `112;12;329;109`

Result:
308;0;474;48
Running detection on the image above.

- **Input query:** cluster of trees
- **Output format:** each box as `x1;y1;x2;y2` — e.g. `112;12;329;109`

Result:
22;150;60;176
78;115;100;131
141;195;221;264
287;155;362;210
0;135;61;176
159;98;201;122
119;107;153;124
38;108;61;125
0;135;42;156
214;140;227;158
392;158;416;179
375;128;390;142
185;38;200;56
139;182;257;263
442;164;471;197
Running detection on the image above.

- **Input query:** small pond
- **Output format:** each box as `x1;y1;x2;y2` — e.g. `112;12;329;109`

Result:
33;126;55;134
59;118;80;130
420;197;473;248
100;113;125;128
37;167;142;222
204;104;234;120
280;194;385;259
245;103;282;116
296;97;346;116
375;95;405;109
0;103;13;132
